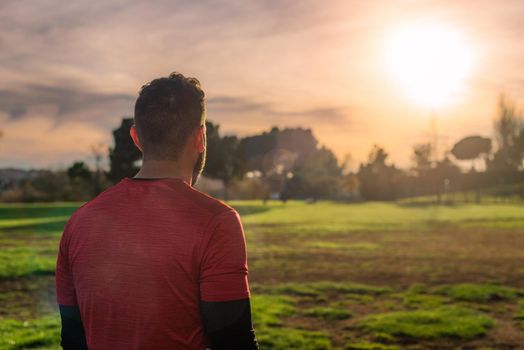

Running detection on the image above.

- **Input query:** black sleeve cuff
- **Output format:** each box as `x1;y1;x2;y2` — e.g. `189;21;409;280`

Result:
200;298;259;350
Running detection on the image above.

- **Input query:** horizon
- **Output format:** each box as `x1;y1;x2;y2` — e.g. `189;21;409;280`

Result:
1;1;524;171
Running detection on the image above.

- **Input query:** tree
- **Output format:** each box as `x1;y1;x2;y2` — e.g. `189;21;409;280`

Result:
494;95;520;152
203;121;246;200
31;170;70;201
451;136;492;170
281;146;342;200
107;118;142;183
90;143;108;196
67;161;92;181
432;156;462;203
240;126;317;176
412;143;432;176
240;127;320;198
410;141;463;203
368;145;388;168
410;142;433;197
66;161;95;200
489;95;523;175
357;145;408;201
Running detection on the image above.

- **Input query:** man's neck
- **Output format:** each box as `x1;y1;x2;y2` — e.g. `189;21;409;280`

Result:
134;160;192;186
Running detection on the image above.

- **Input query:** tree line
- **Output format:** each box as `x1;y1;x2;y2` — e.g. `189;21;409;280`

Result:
1;94;523;203
357;95;524;203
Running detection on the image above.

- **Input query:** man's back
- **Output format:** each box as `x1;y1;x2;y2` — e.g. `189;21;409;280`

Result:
55;177;251;350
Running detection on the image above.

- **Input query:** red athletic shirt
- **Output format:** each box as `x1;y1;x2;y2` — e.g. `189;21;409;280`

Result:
55;177;251;350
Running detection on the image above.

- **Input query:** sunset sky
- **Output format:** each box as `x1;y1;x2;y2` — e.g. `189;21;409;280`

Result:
1;0;523;171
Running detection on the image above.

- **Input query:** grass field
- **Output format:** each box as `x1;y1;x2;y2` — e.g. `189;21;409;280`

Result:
2;200;524;349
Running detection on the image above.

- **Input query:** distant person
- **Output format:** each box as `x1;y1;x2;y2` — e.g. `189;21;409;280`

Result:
55;72;259;350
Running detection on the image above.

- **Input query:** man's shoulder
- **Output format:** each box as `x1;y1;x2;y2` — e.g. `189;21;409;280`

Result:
182;184;236;217
66;182;122;224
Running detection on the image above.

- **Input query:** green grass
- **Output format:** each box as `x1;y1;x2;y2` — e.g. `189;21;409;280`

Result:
0;216;70;230
513;299;524;334
303;306;352;320
251;294;332;349
262;282;391;297
256;327;332;350
3;200;524;349
360;306;494;340
251;294;297;327
0;315;61;350
2;200;524;235
433;283;522;302
303;241;381;251
231;200;524;234
0;204;65;279
345;342;400;350
0;247;56;278
401;293;447;309
514;299;524;320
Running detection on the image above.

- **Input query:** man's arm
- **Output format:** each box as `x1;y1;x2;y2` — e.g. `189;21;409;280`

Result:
199;208;258;349
59;305;88;350
56;218;88;349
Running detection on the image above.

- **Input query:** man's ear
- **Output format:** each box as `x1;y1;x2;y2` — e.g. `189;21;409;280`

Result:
129;124;143;153
196;125;205;153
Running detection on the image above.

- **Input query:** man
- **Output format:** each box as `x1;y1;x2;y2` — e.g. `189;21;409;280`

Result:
55;72;259;350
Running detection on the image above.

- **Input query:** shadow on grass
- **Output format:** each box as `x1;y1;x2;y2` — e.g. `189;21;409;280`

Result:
1;218;69;234
0;203;80;220
0;203;80;235
396;201;463;208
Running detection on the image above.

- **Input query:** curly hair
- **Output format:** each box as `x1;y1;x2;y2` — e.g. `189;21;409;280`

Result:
134;72;206;160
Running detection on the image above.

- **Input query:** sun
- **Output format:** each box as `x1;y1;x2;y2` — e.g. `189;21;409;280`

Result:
385;21;475;108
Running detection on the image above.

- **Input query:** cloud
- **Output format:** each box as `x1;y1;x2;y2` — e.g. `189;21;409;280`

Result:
0;84;134;130
207;95;349;125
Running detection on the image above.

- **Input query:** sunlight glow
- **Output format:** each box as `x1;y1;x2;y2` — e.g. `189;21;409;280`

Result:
385;21;475;108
